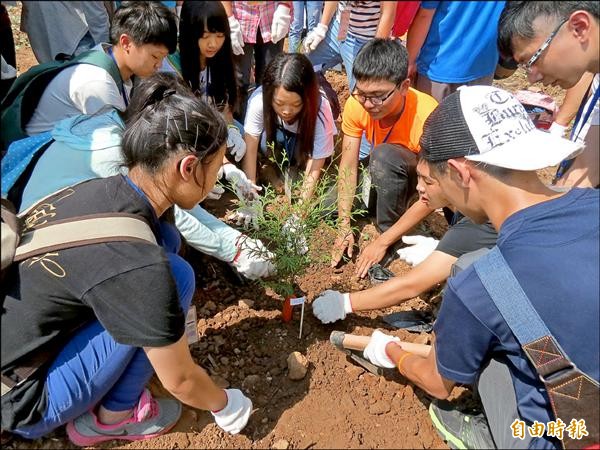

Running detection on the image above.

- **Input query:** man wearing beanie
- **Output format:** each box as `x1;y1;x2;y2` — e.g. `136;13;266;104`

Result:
359;85;599;449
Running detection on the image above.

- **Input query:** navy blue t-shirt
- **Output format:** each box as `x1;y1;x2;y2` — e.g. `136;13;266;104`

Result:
434;188;599;449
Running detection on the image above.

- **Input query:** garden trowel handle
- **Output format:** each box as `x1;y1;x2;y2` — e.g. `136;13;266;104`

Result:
330;331;370;351
330;331;433;357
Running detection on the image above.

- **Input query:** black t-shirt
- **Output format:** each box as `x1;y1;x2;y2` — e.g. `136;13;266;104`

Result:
436;216;498;258
1;175;184;430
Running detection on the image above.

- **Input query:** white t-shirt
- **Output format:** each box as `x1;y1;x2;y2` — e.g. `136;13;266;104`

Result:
25;44;132;136
572;73;599;145
244;86;336;160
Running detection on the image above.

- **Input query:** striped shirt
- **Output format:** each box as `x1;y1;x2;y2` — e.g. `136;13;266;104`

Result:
339;1;381;40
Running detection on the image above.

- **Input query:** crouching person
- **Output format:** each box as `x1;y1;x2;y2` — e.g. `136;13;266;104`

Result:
1;84;252;444
360;86;599;449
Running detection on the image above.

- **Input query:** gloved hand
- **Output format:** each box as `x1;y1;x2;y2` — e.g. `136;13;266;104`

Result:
206;185;225;200
232;235;275;280
228;200;261;230
303;23;328;53
312;290;352;323
211;388;252;434
227;126;246;162
228;15;245;56
396;235;439;267
282;214;308;255
548;121;567;138
363;330;400;369
223;164;261;201
270;4;291;44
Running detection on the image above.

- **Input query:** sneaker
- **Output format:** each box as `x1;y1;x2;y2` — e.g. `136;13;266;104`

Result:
66;389;182;446
429;401;495;449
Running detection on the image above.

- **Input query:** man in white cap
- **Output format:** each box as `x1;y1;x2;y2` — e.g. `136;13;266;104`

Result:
359;85;599;449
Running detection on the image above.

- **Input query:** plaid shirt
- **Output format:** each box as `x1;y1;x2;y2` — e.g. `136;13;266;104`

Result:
232;1;292;44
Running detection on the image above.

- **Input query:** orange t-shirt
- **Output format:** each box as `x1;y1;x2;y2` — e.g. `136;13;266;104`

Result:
341;87;438;154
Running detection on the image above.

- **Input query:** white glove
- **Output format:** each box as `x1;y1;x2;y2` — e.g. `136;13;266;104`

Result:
548;121;567;137
227;126;246;162
232;235;275;280
206;185;225;200
270;4;291;44
212;388;252;434
222;164;261;201
396;235;439;267
228;200;261;230
228;15;245;56
312;290;352;324
282;214;308;255
303;23;328;53
363;330;400;369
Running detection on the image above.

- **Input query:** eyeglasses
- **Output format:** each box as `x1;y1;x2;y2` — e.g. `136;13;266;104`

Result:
351;85;398;106
519;18;567;73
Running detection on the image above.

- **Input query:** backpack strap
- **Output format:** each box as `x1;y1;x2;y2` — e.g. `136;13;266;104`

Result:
474;247;599;449
14;213;157;262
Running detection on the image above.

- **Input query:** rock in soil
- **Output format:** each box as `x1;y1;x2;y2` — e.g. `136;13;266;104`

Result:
272;438;290;449
238;298;255;309
287;351;309;380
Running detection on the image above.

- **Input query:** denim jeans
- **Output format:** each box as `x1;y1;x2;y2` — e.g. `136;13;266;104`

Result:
307;16;369;92
368;143;418;232
13;222;195;439
289;1;323;53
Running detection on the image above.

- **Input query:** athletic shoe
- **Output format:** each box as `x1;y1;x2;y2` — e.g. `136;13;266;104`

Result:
66;389;182;446
429;400;495;449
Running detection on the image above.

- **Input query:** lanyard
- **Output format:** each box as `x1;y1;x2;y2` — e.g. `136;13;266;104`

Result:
555;80;599;181
107;47;129;107
370;101;406;155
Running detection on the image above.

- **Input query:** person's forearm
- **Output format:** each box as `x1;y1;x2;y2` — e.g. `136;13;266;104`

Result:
555;72;594;126
406;7;435;66
169;364;228;411
221;1;233;17
301;158;325;201
377;200;433;247
337;160;358;225
375;1;397;38
242;133;259;183
386;342;451;399
319;1;338;26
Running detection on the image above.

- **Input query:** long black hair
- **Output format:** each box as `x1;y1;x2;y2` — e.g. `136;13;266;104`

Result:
262;53;320;167
178;1;238;112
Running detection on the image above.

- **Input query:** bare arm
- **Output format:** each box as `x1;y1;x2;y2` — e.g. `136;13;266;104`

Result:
145;336;227;412
355;200;434;278
555;72;594;126
301;157;326;201
318;1;338;27
331;134;361;266
556;123;599;188
406;6;436;79
242;133;260;184
375;1;398;38
351;250;456;311
386;336;455;399
221;1;234;17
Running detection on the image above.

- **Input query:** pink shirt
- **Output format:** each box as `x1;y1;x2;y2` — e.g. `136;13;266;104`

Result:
232;1;292;44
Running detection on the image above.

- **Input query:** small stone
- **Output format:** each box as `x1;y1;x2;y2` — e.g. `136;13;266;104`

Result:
413;333;431;345
344;364;365;380
269;367;282;377
272;439;289;449
205;301;217;312
211;375;230;389
261;417;268;424
287;351;308;380
238;299;255;309
233;348;241;355
213;335;226;347
369;399;391;415
220;356;230;365
242;374;261;390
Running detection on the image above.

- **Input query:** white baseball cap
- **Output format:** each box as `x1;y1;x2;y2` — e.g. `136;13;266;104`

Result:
419;85;582;170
